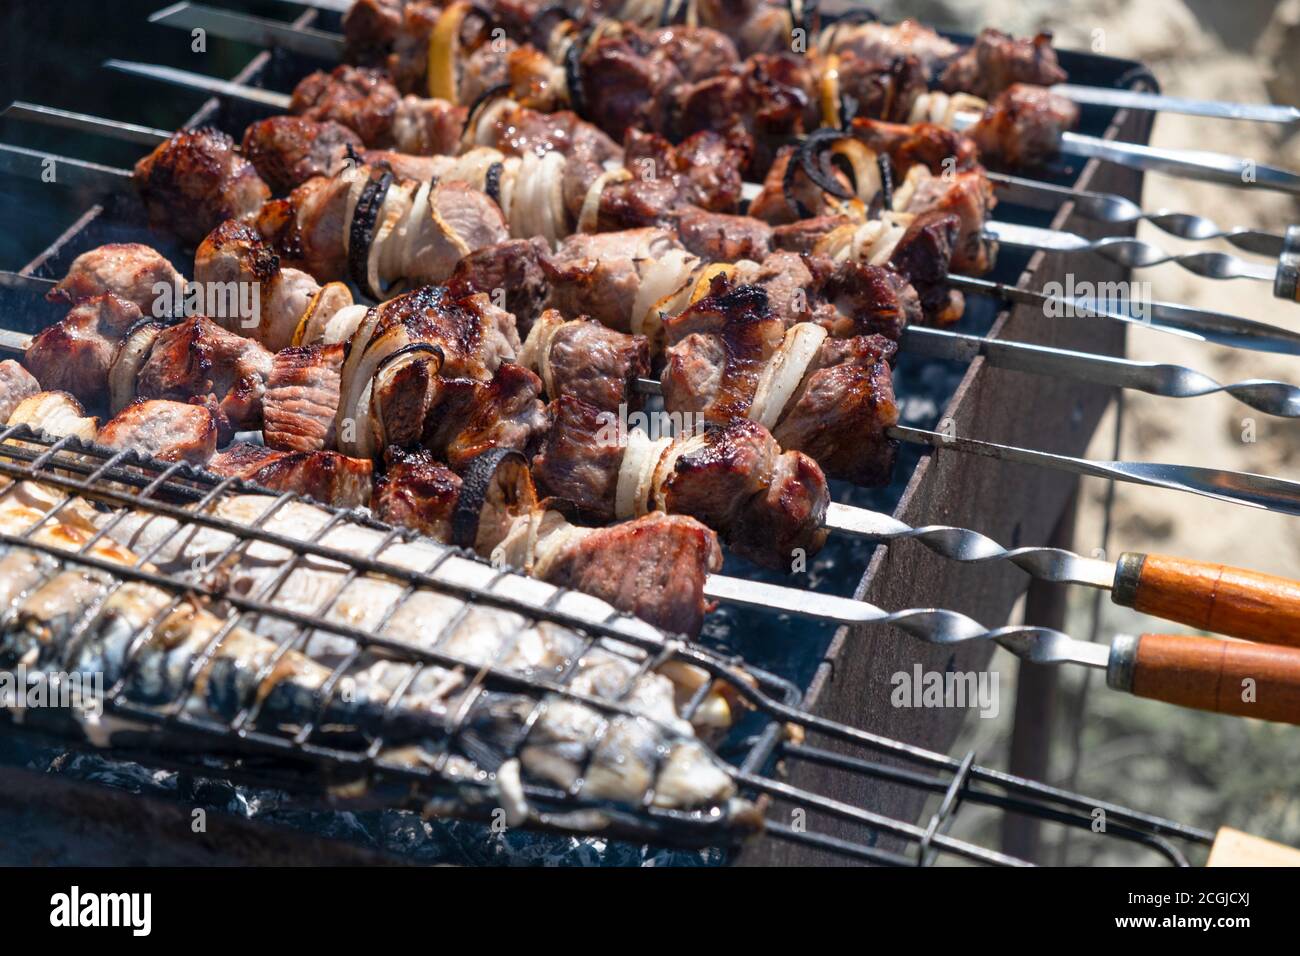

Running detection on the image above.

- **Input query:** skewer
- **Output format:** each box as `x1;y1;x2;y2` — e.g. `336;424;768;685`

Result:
6;104;1298;356
186;0;1300;126
987;173;1289;258
151;1;1300;194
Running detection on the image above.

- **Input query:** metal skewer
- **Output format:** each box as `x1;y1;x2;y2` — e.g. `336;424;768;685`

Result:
178;0;1300;126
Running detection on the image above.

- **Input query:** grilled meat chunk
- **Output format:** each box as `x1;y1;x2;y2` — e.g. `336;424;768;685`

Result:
263;344;345;452
624;129;749;213
532;395;624;522
373;446;538;553
661;283;785;422
241;116;364;193
543;228;684;332
208;442;373;508
97;399;217;465
290;65;466;154
833;50;930;124
771;348;899;486
940;29;1068;100
133;129;271;245
136;316;273;438
520;311;650;412
660;420;830;569
828;19;961;74
24;292;143;406
672;208;773;261
895;168;996;276
477;104;623;164
887;211;967;325
419;363;548;472
494;509;723;637
747;145;855;225
446;238;550;334
849;117;982;177
0;361;39;423
816;260;920;340
970;84;1080;169
46;243;183;314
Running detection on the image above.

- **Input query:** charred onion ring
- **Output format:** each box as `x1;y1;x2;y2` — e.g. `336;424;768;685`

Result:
348;167;395;299
451;447;538;551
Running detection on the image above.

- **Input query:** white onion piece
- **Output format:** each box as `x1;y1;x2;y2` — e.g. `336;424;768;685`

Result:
631;250;695;336
398;180;433;282
8;392;97;443
471;98;514;148
545;150;569;241
651;433;707;514
351;377;376;459
633;436;672;518
496;156;520;226
529;518;591;581
614;428;654;520
107;324;162;415
492;510;544;572
333;306;383;454
748;323;828;429
320;303;369;346
371;182;414;296
338;165;368;257
577;168;631;234
891;164;930;212
518;311;565;395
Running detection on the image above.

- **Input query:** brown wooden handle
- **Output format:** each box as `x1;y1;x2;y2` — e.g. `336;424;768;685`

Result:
1208;827;1300;866
1108;634;1300;724
1113;552;1300;647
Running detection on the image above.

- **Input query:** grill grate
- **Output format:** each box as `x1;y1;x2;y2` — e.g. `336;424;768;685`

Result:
0;426;1214;865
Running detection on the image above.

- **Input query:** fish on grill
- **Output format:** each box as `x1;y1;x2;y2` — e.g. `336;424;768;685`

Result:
97;399;218;465
25;485;752;826
207;442;374;509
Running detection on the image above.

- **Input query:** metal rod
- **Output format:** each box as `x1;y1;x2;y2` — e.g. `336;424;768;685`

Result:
149;2;345;60
103;58;292;110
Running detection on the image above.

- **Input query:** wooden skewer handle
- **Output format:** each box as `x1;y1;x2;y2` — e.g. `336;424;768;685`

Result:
1112;552;1300;647
1107;633;1300;724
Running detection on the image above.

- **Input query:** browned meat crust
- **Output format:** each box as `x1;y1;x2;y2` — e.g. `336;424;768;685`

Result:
849;118;982;177
446;238;550;334
373;445;461;542
940;29;1068;100
969;84;1079;170
133;129;270;245
97;399;218;464
241;116;364;193
208;441;373;508
887;211;967;325
537;511;722;637
136;316;273;438
24;292;143;406
816;260;920;340
544;317;651;412
421;363;548;472
47;244;183;314
263;344;345;452
661;419;830;569
532;395;624;523
291;65;402;147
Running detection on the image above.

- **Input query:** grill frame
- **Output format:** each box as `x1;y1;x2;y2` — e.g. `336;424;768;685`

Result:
0;6;1167;865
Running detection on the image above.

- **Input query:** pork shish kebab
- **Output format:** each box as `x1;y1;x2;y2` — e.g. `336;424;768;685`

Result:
253;0;1300;124
164;0;1300;191
8;362;1300;653
10;231;1300;509
0;478;768;832
81;87;1297;302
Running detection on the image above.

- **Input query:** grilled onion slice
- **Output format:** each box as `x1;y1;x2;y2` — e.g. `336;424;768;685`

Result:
348;167;395;299
749;322;827;429
428;1;470;103
293;281;354;348
451;447;539;553
108;319;168;415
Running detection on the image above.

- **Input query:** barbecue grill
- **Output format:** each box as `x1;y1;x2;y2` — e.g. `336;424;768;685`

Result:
0;0;1296;867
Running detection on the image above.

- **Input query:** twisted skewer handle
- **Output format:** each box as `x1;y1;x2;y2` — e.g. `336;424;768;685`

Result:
1277;225;1300;304
1112;553;1300;648
1108;634;1300;725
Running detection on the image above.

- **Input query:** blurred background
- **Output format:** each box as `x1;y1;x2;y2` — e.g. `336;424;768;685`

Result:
1;0;1297;864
